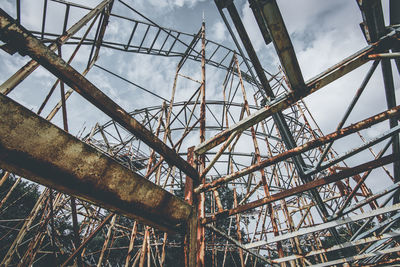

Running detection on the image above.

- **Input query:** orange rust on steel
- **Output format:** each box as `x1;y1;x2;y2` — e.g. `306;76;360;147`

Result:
0;10;198;182
202;153;399;224
368;53;400;59
184;147;197;267
235;54;286;261
145;118;200;179
195;104;400;193
0;0;112;96
195;33;397;155
0;94;192;232
257;0;306;93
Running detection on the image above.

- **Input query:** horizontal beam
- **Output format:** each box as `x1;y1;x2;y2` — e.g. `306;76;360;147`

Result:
312;245;400;267
0;93;192;232
257;0;306;93
0;9;199;182
205;224;274;266
368;52;400;59
0;0;112;95
273;230;400;264
195;29;399;155
244;202;400;249
202;152;399;224
195;104;400;193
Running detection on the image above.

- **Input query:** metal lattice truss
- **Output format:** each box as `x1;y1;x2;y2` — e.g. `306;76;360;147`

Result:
0;0;399;266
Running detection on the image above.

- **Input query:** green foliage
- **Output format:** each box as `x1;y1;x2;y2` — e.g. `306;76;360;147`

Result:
0;172;40;262
0;171;264;266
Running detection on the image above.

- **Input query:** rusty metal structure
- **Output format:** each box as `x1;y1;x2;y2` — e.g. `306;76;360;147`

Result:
0;0;399;266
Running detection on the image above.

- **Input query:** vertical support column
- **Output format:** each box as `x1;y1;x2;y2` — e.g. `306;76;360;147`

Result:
185;147;198;267
357;0;400;203
198;19;206;267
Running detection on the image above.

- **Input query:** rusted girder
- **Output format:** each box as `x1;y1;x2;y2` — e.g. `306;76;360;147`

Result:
195;104;400;193
202;152;399;224
0;93;192;232
0;0;112;95
194;29;399;155
251;0;306;93
0;9;199;182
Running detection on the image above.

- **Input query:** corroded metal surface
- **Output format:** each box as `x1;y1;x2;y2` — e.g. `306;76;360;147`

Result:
0;9;199;182
0;93;192;232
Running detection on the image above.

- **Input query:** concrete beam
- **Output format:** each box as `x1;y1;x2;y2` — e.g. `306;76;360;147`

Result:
0;93;192;232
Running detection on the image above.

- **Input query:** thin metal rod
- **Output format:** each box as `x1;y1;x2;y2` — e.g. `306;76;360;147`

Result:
315;59;380;168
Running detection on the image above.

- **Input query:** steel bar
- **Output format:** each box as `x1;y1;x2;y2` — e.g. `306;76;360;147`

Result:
307;124;398;177
197;20;206;267
358;0;400;205
194;29;397;155
94;64;169;102
184;147;197;267
253;0;306;93
0;0;112;95
0;93;192;232
339;181;400;218
61;213;113;267
368;52;400;59
202;152;399;224
273;230;400;264
204;224;273;266
315;59;380;168
89;0;114;67
244;202;400;249
196;105;400;193
390;0;400;75
311;245;400;267
0;9;199;182
334;139;392;218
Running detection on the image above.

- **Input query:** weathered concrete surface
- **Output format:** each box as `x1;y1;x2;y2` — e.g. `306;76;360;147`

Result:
0;93;192;232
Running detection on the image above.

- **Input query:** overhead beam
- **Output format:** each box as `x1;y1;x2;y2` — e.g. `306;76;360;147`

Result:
202;152;399;224
252;0;306;93
205;224;274;266
0;9;199;182
0;0;112;95
194;29;398;154
244;202;400;249
272;230;400;264
0;93;192;232
311;245;400;267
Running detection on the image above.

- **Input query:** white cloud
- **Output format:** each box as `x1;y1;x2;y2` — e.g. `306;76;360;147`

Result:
210;21;226;42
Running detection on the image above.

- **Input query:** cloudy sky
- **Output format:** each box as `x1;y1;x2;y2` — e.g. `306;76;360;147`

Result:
0;0;399;195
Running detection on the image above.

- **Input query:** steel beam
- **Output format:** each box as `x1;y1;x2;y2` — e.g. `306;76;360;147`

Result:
0;0;112;95
0;9;199;182
358;0;400;203
202;152;399;224
272;230;400;264
205;224;274;266
196;105;400;193
252;0;306;93
0;93;192;232
244;202;400;249
194;30;398;154
311;245;400;267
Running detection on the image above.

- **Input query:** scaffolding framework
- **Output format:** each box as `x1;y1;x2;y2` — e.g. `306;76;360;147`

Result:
0;0;399;266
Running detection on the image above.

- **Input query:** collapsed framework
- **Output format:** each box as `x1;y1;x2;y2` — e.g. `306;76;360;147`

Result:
0;0;399;266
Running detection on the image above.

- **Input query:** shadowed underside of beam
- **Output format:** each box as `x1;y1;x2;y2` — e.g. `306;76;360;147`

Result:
0;93;192;233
